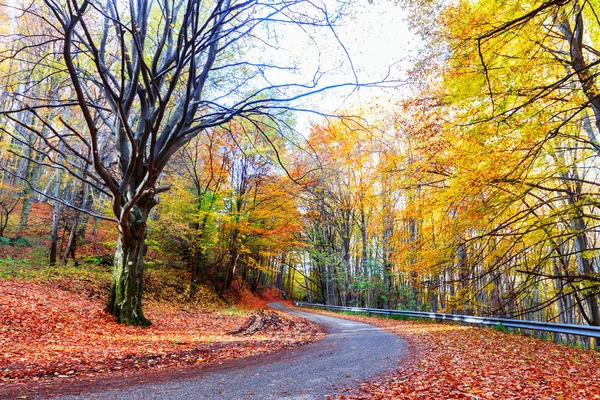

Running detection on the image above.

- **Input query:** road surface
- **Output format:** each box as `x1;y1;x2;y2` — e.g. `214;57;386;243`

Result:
30;302;407;399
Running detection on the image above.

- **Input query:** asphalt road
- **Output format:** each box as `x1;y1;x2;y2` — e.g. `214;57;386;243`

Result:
46;302;407;399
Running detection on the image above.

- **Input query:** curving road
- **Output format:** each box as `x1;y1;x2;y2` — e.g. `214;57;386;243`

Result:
41;302;407;399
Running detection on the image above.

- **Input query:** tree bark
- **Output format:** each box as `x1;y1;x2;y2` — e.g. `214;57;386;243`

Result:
49;166;62;266
105;207;151;327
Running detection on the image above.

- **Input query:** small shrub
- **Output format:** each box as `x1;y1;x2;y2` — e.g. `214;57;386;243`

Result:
81;254;114;267
0;236;32;246
12;236;32;247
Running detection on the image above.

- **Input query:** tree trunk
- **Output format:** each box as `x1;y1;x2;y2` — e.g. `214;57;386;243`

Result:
572;222;600;326
277;256;285;295
18;194;34;233
49;168;62;266
14;112;37;233
189;247;206;299
224;247;238;291
251;270;262;293
49;200;60;265
360;206;370;308
62;169;89;264
105;217;150;327
61;218;79;265
381;183;394;309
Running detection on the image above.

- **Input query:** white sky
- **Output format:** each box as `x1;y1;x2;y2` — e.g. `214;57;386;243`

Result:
257;0;418;133
3;0;416;134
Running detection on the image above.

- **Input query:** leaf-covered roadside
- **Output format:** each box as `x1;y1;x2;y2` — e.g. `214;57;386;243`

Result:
0;281;323;387
319;312;600;399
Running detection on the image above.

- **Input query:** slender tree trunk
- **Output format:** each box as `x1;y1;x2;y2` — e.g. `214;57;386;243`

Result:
14;111;36;232
408;216;420;310
381;179;394;309
16;146;44;233
457;241;470;313
61;193;84;264
189;221;203;296
18;194;33;232
571;220;600;326
341;219;351;307
49;173;61;266
382;223;393;309
224;239;239;291
189;246;206;299
61;219;78;265
251;270;262;293
76;191;94;240
289;265;295;299
277;257;285;295
61;160;90;264
360;208;369;307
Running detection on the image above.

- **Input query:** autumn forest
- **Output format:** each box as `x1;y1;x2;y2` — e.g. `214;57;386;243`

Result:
1;0;600;397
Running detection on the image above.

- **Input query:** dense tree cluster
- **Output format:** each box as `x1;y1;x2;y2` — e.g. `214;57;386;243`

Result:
299;0;600;337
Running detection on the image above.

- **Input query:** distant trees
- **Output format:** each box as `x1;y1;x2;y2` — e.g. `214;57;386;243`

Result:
298;113;391;306
152;122;303;297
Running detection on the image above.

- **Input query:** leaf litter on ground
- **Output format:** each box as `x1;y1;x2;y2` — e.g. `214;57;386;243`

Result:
0;280;324;388
307;310;600;399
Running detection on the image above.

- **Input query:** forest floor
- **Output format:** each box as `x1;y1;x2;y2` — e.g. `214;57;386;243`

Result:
0;278;324;397
304;308;600;399
3;260;600;400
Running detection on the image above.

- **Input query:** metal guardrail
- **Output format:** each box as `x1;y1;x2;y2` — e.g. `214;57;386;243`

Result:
294;302;600;339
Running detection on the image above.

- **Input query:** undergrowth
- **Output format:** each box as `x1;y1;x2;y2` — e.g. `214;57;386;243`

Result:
338;310;425;322
0;259;225;309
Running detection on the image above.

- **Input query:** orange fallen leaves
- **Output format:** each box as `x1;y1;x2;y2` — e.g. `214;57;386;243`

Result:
326;313;600;399
0;281;323;387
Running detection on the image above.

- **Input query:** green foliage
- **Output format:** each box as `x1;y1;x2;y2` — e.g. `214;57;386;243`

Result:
0;258;110;283
0;236;32;246
12;236;32;247
337;309;424;322
385;314;423;322
341;311;370;317
80;255;114;267
222;305;249;317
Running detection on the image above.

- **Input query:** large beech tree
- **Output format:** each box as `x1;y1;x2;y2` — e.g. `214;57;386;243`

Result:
1;0;356;325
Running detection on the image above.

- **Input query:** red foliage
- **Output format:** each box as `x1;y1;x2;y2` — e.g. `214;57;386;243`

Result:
326;313;600;399
0;281;323;387
2;201;116;259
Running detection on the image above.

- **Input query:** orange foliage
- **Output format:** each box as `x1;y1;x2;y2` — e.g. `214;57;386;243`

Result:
0;281;323;387
1;201;116;259
316;312;600;399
